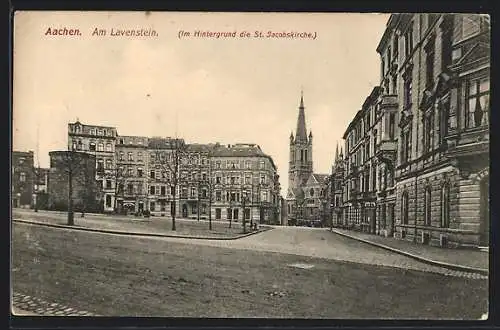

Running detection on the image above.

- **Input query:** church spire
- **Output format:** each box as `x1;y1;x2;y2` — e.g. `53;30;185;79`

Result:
295;90;308;142
335;142;339;161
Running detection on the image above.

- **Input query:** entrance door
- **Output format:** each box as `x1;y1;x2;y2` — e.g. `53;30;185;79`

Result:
479;176;490;246
182;204;188;218
138;202;144;213
389;204;395;237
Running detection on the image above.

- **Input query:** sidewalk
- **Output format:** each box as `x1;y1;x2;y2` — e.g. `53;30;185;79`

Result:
11;307;38;316
12;209;269;240
331;228;488;274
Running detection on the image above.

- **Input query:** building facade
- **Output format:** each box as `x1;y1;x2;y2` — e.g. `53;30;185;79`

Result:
211;143;281;225
337;14;490;248
68;121;118;213
115;135;150;214
331;145;345;227
12;151;34;208
63;121;282;223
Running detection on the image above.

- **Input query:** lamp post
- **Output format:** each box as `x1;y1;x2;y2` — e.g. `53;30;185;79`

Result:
242;190;248;233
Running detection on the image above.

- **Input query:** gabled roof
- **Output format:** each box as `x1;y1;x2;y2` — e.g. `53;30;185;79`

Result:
312;173;329;184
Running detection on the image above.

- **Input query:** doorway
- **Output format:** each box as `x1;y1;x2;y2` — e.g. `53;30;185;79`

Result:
182;204;188;218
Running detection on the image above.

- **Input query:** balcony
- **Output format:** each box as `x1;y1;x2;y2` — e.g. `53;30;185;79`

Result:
379;95;398;111
375;140;397;166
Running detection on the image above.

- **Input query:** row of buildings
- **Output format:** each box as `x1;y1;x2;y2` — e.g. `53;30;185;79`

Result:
330;14;490;248
12;122;283;225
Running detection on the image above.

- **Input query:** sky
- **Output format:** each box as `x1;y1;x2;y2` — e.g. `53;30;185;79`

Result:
13;11;390;195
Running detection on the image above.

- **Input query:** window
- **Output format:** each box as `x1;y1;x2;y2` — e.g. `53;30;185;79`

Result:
117;183;124;194
466;78;490;128
425;186;432;226
202;173;207;181
106;195;112;207
106;159;112;169
97;159;104;172
402;191;409;225
137;152;143;162
216;175;221;184
245;174;251;184
98;143;104;152
106;143;112;152
137;168;143;177
425;37;435;88
150;201;155;211
262;191;268;202
310;188;315;197
128;167;134;176
404;75;413;109
150;153;156;162
216;161;221;169
160;186;166;196
90;129;96;135
245;160;251;169
404;22;414;58
227;208;232;220
202;189;207;198
424;109;435;152
441;183;450;228
127;152;133;161
127;184;134;195
401;129;412;164
389;113;396;139
150;170;155;179
19;172;26;182
191;204;197;214
215;208;221;219
260;161;265;169
150;186;155;195
191;187;196;197
233;208;239;220
119;152;124;161
89;142;96;151
216;191;222;201
106;180;112;189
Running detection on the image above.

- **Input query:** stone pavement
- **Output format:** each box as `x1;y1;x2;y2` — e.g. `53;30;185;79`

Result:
331;228;488;271
11;292;98;316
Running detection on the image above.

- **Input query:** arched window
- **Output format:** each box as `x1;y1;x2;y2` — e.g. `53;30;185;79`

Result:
300;150;304;162
310;188;315;197
440;183;450;228
305;149;308;162
425;186;432;226
402;191;409;224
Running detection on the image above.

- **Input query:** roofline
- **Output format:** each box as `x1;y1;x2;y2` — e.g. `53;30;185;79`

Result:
376;14;401;54
342;109;363;139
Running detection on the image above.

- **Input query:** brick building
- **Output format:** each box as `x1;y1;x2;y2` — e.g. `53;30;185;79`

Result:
337;14;490;248
331;145;345;227
47;151;102;213
12;151;34;208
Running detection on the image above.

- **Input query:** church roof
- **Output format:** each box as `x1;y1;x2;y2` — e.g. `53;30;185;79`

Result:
312;173;330;184
295;92;308;142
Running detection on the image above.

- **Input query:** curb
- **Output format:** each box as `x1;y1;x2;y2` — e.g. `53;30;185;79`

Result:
13;219;272;241
330;229;488;276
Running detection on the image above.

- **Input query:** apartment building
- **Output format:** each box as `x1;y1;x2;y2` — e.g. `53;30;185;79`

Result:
211;143;281;225
67;121;118;212
337;14;490;248
115;135;149;214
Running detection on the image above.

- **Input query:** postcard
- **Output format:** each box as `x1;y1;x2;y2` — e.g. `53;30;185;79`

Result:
11;11;490;319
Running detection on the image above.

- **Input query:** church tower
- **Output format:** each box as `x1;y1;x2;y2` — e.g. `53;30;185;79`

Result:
288;91;313;191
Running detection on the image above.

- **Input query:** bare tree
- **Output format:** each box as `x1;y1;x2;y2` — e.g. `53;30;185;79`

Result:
53;149;92;225
151;138;186;231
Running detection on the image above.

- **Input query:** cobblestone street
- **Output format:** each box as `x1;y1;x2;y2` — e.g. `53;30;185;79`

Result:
11;292;97;316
